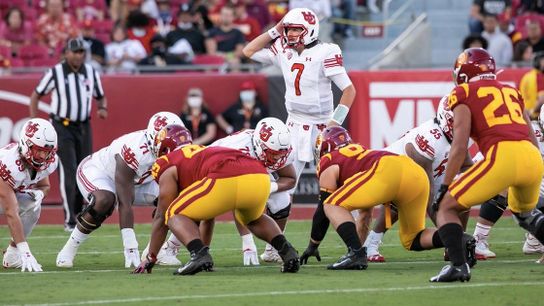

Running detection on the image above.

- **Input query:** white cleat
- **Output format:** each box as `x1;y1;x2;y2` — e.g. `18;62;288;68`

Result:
475;240;496;260
56;247;75;268
523;233;544;254
141;241;182;266
2;245;22;268
260;245;282;263
364;236;385;262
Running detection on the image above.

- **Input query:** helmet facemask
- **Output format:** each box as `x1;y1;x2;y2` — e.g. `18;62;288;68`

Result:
256;142;292;171
22;141;56;171
282;25;307;48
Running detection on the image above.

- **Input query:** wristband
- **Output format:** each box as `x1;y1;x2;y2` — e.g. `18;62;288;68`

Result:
16;242;30;253
270;182;279;194
267;28;281;40
331;104;350;125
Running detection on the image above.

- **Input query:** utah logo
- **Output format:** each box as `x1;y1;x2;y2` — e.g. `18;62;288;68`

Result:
302;11;316;25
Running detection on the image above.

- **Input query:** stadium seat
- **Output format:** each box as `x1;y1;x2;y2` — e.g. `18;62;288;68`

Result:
0;0;28;12
19;44;50;64
192;54;225;65
26;58;59;67
93;20;114;42
0;46;11;59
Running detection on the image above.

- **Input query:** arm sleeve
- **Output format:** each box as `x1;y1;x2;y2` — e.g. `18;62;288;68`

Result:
329;72;353;91
250;39;280;65
407;131;437;161
35;68;55;95
151;156;173;182
323;44;347;77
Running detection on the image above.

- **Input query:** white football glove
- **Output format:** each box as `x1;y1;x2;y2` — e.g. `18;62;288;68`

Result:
124;248;141;268
22;189;45;211
17;242;42;272
243;248;260;266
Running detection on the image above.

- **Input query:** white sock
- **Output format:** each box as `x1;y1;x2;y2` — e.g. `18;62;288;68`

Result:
473;223;492;242
364;230;384;247
121;228;138;250
67;228;89;249
167;233;182;248
241;234;256;250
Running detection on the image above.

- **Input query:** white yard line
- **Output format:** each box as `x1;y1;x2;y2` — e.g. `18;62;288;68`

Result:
14;281;544;306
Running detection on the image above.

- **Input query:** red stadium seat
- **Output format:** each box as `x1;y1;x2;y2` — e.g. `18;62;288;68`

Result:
93;19;113;40
26;58;59;67
0;0;28;12
192;54;225;65
10;57;25;67
0;46;11;59
19;44;50;62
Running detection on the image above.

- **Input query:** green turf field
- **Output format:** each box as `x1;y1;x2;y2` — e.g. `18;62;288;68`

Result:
1;218;542;306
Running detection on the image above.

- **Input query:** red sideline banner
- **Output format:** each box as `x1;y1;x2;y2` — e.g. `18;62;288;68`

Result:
347;69;529;148
0;73;268;204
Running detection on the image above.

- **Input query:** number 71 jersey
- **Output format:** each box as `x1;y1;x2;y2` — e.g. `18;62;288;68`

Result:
251;40;346;122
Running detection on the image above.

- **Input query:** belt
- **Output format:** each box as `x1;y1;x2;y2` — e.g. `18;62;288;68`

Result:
50;114;88;127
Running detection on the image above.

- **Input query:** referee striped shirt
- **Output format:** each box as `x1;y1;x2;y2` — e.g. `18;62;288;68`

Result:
35;61;105;122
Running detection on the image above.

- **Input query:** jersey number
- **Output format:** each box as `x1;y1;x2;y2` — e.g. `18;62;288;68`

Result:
180;145;205;158
479;86;526;127
291;63;304;96
338;144;369;160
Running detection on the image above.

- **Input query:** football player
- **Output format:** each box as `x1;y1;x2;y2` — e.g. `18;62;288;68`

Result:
133;125;300;275
242;7;356;201
56;112;183;268
431;48;544;282
299;126;476;270
1;119;58;272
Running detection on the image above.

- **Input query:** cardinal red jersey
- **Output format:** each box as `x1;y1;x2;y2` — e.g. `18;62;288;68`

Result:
152;145;267;190
448;79;531;154
318;144;397;186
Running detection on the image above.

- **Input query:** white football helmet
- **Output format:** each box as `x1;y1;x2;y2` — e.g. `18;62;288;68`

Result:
282;8;319;48
146;111;184;157
436;95;454;142
19;118;57;171
252;117;292;171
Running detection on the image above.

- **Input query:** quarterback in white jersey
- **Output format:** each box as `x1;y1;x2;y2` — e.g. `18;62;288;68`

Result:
242;8;356;181
1;119;58;272
56;112;183;269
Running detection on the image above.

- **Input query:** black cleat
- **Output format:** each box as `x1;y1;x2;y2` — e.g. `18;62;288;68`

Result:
430;263;471;282
173;246;213;275
277;242;300;273
327;247;368;270
463;233;477;268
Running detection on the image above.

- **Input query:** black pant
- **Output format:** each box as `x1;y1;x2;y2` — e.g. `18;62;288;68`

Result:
51;119;92;227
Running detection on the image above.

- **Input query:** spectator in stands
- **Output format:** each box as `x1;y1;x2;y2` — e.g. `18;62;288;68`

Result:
462;34;489;49
153;0;175;36
205;5;245;69
191;0;215;31
291;0;333;41
81;19;106;69
519;0;544;14
105;23;147;73
233;2;261;41
110;0;143;25
36;0;80;54
126;9;157;54
75;0;106;21
180;87;217;145
522;19;544;53
166;4;207;54
481;14;513;66
512;40;533;66
139;34;187;68
498;12;522;46
216;80;267;134
0;7;33;57
243;0;272;29
469;0;512;34
519;52;544;118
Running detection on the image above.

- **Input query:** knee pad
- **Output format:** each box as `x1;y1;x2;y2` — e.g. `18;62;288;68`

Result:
409;230;425;251
267;204;291;220
479;195;507;223
513;209;544;242
77;194;114;232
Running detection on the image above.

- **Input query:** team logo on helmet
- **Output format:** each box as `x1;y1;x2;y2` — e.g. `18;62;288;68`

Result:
153;116;168;131
259;123;273;142
25;122;39;138
302;11;316;25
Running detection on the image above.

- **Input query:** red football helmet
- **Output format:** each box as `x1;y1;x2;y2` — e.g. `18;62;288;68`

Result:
153;124;192;157
315;126;352;161
453;48;496;85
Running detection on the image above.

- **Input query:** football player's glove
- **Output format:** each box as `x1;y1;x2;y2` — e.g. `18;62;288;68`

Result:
243;248;260;266
432;184;449;212
299;241;321;265
132;253;157;274
17;242;42;272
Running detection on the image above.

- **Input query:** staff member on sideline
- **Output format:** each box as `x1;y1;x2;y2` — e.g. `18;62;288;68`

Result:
29;37;108;232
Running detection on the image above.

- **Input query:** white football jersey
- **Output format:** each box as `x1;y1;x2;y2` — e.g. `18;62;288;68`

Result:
385;119;451;192
251;40;346;123
0;143;58;191
531;121;544;156
92;130;155;185
210;130;294;173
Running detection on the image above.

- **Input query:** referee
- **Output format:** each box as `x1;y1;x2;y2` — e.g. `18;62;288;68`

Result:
29;38;108;232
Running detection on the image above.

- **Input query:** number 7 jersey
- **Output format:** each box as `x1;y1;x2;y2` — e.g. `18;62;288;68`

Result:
251;39;346;122
448;79;531;155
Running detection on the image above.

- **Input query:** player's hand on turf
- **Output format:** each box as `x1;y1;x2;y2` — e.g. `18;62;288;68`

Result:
243;249;260;266
17;243;42;272
132;254;156;274
432;184;449;212
124;248;141;268
300;242;321;265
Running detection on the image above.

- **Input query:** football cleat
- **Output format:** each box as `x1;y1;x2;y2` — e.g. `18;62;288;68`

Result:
430;263;471;282
277;242;299;273
260;245;283;263
475;240;496;260
56;246;76;268
463;233;477;268
367;254;385;262
523;233;544;254
141;241;182;266
327;247;368;270
173;246;213;275
2;245;22;268
364;236;385;262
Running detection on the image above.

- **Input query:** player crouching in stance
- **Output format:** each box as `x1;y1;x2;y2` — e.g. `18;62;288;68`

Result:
133;125;300;275
301;127;476;270
56;112;183;268
431;48;544;282
1;119;58;272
